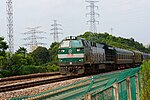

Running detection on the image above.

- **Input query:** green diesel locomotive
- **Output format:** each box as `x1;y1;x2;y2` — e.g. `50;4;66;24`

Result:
58;36;148;75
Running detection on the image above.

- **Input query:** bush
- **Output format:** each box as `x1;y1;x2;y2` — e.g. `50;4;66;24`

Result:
0;74;3;78
0;70;11;77
0;63;60;77
18;65;40;75
49;64;59;72
141;60;150;100
18;64;59;75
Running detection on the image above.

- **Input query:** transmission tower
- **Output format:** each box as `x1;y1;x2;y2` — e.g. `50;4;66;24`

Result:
23;26;46;52
6;0;14;55
50;20;63;42
86;0;99;33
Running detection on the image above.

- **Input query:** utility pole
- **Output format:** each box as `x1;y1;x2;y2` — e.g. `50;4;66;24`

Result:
6;0;14;55
23;26;46;52
50;20;63;42
86;0;99;33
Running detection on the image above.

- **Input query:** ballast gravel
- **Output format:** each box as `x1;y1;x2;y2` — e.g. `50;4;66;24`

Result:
0;77;89;100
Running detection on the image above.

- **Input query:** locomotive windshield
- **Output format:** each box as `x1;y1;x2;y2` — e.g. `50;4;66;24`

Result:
60;40;83;47
60;40;70;47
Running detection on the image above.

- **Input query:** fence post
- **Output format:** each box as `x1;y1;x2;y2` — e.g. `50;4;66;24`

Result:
113;82;119;100
135;73;140;100
126;77;132;100
84;93;92;100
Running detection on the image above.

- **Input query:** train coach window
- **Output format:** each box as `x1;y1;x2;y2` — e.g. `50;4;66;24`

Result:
129;55;132;59
122;55;124;59
125;55;127;59
118;54;120;59
121;55;123;59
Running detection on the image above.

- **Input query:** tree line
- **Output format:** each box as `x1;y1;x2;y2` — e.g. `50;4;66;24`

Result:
0;37;59;77
0;32;150;77
79;32;150;53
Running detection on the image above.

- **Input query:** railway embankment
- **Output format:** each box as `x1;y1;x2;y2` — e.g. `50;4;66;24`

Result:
9;67;140;100
0;66;147;100
0;76;88;100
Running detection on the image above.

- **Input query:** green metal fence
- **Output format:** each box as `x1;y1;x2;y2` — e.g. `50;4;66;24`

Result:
11;67;140;100
86;67;140;100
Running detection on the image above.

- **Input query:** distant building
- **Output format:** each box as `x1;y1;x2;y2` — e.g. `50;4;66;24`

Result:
145;44;150;48
30;45;38;52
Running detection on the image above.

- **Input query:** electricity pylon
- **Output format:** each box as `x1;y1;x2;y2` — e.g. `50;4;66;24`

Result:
50;20;63;42
6;0;14;55
86;0;99;33
23;26;46;52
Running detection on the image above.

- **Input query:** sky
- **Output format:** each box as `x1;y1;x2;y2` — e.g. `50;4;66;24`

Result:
0;0;150;51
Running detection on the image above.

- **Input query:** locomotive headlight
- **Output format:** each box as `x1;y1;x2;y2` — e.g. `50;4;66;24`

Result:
59;59;63;62
79;59;83;62
76;48;81;52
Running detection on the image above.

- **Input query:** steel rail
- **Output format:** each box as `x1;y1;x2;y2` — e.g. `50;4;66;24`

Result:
0;75;76;93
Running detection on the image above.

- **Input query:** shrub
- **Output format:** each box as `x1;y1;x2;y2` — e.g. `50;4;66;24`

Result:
18;64;59;75
141;61;150;100
0;70;11;77
18;65;40;75
0;74;3;78
0;63;60;77
49;64;59;72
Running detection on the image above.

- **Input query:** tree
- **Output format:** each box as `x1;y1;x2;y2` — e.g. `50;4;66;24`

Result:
32;46;50;65
0;37;8;56
79;32;150;53
16;47;27;57
49;42;59;64
0;37;8;68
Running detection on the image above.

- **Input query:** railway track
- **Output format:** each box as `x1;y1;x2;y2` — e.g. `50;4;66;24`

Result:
0;69;124;93
0;69;128;99
17;70;122;100
0;72;60;82
0;75;78;93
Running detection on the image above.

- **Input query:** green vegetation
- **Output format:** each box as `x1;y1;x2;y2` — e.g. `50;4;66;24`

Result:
0;39;60;78
79;32;150;53
32;46;50;65
0;37;8;68
0;32;150;77
49;42;59;64
141;61;150;100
